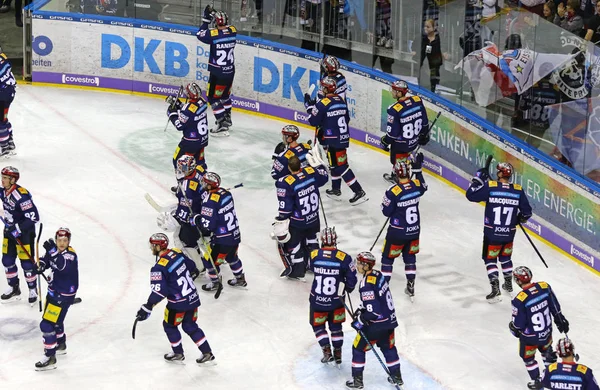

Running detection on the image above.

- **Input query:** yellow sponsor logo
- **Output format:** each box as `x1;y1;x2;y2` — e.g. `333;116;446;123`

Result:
43;303;62;323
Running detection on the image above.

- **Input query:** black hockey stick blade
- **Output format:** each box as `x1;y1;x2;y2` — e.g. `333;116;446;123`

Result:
73;297;82;304
484;154;493;171
214;279;224;299
132;318;139;339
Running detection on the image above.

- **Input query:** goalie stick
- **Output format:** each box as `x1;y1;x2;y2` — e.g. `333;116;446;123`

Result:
145;183;244;212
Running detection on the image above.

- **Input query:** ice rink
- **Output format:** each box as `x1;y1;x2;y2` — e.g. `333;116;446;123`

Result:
0;85;598;390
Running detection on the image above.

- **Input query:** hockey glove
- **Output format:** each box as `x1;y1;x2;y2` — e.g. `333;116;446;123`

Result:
43;239;58;257
475;168;490;182
272;218;291;243
306;149;326;168
304;93;316;109
411;152;424;173
351;317;365;331
345;285;355;294
190;268;200;281
136;304;152;321
517;213;531;224
202;4;214;23
380;135;390;152
6;224;20;239
471;176;485;187
554;313;570;333
418;131;431;146
272;142;286;160
316;127;324;142
508;321;521;338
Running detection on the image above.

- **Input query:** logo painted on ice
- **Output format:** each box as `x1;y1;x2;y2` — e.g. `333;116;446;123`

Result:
253;57;320;102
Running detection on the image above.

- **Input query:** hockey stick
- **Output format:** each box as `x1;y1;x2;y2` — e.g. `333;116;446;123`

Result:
131;318;139;339
369;218;389;252
36;223;43;312
178;182;223;299
411;111;441;157
0;217;49;283
164;86;184;132
518;223;549;268
342;299;402;390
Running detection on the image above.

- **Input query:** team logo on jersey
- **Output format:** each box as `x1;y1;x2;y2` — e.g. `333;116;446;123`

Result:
382;195;391;207
361;291;375;301
20;199;33;211
277;189;286;198
178;112;189;123
151;271;162;281
201;206;213;217
387;114;394;124
511;305;518;316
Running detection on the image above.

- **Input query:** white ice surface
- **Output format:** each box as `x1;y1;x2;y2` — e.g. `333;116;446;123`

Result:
0;85;598;390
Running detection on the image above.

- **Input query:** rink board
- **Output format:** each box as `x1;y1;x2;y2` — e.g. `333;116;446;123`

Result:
28;12;599;270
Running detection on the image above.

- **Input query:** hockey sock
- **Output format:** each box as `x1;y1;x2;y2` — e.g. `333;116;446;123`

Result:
403;254;416;281
331;178;341;191
524;359;540;381
201;257;220;283
382;347;401;374
56;329;66;346
164;324;185;354
3;262;18;286
313;326;331;347
499;256;513;277
227;257;244;277
341;167;362;193
41;321;57;356
23;265;37;290
351;348;366;377
222;98;232;114
381;256;394;282
483;258;499;281
331;327;343;349
210;101;226;122
183;322;212;354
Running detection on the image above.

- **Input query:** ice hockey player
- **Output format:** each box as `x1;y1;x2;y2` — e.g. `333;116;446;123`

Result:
542;338;599;390
466;162;532;302
308;227;357;366
346;251;403;389
305;76;367;205
272;153;328;279
380;154;427;298
0;46;16;156
381;80;429;184
271;125;312;181
0;166;40;304
509;266;570;389
156;155;206;274
318;55;347;100
165;83;209;182
197;5;237;136
33;228;78;371
136;233;215;365
187;172;247;290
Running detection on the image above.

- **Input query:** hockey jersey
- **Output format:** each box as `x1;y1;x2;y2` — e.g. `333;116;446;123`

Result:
511;282;563;344
276;166;329;229
466;180;532;242
146;248;200;311
271;143;312;180
308;95;350;149
381;171;427;240
542;362;600;390
40;246;79;304
0;53;16;91
359;269;398;332
199;188;241;246
175;166;206;244
0;185;39;234
168;100;209;147
309;248;357;311
318;72;347;101
385;96;429;154
196;24;237;77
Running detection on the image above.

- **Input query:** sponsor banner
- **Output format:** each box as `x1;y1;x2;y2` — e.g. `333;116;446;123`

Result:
30;13;600;270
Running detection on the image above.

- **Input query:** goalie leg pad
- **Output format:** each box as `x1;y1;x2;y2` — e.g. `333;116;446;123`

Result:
157;212;179;232
272;219;291;244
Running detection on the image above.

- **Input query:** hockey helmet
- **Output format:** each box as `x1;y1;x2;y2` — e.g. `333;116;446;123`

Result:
176;155;197;178
320;76;337;95
321;55;341;73
202;172;221;190
320;227;338;248
556;338;575;358
282;125;300;142
356;251;376;267
55;227;72;241
149;232;169;250
513;266;533;286
393;160;411;179
214;11;228;27
186;83;202;101
391;80;409;97
496;162;513;180
1;166;19;182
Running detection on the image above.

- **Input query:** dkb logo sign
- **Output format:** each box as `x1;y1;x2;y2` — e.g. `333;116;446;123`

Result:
100;34;189;77
253;57;320;102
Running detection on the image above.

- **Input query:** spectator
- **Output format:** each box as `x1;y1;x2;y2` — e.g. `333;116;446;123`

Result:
544;1;557;22
585;0;600;41
554;0;584;35
580;0;596;18
483;0;504;19
375;0;393;48
510;0;547;17
420;19;443;93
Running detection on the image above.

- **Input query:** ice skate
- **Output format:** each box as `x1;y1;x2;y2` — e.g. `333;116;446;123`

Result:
486;279;501;303
164;352;185;364
326;188;342;201
527;378;542;389
28;289;38;305
333;347;342;366
502;276;513;294
405;280;415;302
349;190;368;205
346;374;364;389
210;119;230;137
202;282;219;292
320;345;333;364
227;274;247;288
1;284;21;302
34;355;57;371
383;172;396;184
388;371;404;386
56;342;67;355
196;352;216;365
223;113;232;127
7;134;16;155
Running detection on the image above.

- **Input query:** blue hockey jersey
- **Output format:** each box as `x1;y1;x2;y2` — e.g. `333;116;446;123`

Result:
309;248;357;310
511;281;563;344
385;96;429;154
542;362;600;390
381;172;427;240
0;185;40;234
40;246;79;304
199;188;241;246
168;100;209;147
196;25;237;77
308;95;350;149
271;143;312;181
359;269;398;332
